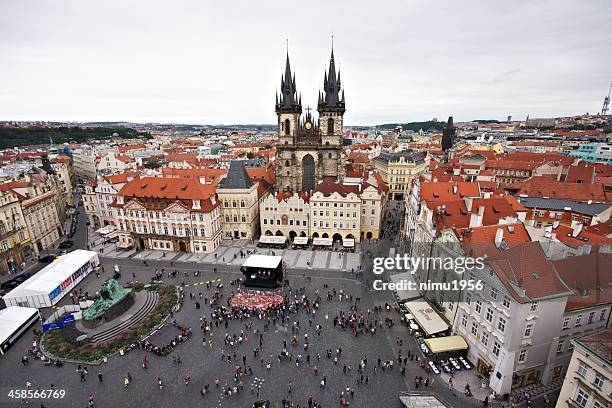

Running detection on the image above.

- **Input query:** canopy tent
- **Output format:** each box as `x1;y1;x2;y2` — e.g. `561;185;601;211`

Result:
404;299;449;336
391;272;421;301
293;237;308;245
399;394;450;408
0;306;40;355
424;336;468;354
3;250;99;308
342;238;355;248
312;237;332;246
96;225;117;236
259;236;286;245
115;241;132;249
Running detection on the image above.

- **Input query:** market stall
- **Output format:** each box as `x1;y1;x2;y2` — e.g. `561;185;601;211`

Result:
404;299;449;336
3;250;100;308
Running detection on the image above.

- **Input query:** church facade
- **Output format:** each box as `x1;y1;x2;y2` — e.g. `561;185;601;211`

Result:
275;48;346;193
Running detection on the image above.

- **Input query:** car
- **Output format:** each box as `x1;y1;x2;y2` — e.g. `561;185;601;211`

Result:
39;255;56;263
58;240;73;249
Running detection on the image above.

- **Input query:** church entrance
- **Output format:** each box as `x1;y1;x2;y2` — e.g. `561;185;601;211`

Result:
302;154;315;191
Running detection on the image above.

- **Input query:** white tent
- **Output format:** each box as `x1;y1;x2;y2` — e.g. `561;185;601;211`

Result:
312;237;332;246
0;306;40;355
404;299;449;336
293;237;308;245
259;236;286;245
3;250;99;309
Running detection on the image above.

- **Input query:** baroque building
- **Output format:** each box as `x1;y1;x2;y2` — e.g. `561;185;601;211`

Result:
275;48;346;193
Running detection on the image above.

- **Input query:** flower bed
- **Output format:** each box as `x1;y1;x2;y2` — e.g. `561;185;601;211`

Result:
230;290;284;311
42;284;177;363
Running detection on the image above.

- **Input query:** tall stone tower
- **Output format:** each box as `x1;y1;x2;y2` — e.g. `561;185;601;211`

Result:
274;47;346;193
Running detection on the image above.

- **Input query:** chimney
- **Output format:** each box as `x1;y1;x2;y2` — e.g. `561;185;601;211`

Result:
572;223;583;238
199;176;206;185
495;228;504;245
464;197;473;212
453;184;458;194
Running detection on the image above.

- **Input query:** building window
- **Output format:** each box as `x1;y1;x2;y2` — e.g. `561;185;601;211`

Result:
485;308;494;322
562;317;570;329
518;349;527;363
481;331;488;346
529;302;538;312
327;118;334;135
556;341;563;353
465;293;471;305
524;323;533;337
471;322;478;336
461;314;467;327
588;311;595;324
475;300;482;314
599;309;607;321
492;341;500;357
490;287;498;300
575;314;583;326
577;361;588;377
498;317;506;333
575;389;588;407
593;372;604;390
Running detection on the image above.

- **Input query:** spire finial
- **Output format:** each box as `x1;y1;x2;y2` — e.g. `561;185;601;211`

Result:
331;35;334;60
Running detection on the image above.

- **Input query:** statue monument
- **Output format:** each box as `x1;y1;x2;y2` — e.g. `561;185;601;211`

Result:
82;279;134;328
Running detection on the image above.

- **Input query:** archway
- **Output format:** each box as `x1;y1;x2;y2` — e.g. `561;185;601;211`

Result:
312;232;319;238
302;154;315;191
332;233;342;242
178;241;187;252
299;231;306;237
289;231;297;239
265;230;273;236
322;233;329;238
366;231;373;239
346;234;354;239
139;238;145;249
275;230;283;236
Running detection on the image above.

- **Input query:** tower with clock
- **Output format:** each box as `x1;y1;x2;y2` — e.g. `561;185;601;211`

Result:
274;46;346;193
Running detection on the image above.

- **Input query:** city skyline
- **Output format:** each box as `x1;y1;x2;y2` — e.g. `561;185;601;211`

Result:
1;0;611;125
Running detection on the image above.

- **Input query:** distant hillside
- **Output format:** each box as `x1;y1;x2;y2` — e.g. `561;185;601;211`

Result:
0;126;150;149
376;121;446;132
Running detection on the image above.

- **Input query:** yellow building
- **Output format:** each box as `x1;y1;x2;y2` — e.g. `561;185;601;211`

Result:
373;151;426;200
309;178;385;243
0;186;32;275
218;161;268;240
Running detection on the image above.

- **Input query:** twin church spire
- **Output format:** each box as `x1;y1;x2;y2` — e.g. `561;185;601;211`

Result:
275;46;345;116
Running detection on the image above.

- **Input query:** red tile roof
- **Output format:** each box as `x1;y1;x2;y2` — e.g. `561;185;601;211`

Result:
275;191;310;203
117;177;216;202
420;181;480;204
485;160;539;171
507;176;608;202
458;223;531;257
103;172;140;185
486;242;572;303
118;144;146;153
552;224;612;248
552;252;612;312
565;163;595;183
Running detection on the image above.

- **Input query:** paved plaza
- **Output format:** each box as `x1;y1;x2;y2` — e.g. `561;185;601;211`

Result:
0;198;558;408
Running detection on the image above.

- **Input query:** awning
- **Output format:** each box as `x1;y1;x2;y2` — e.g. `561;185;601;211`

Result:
293;237;308;245
424;336;468;354
404;299;449;336
259;236;286;245
115;241;132;249
97;225;116;235
312;237;332;246
391;272;420;301
342;238;355;248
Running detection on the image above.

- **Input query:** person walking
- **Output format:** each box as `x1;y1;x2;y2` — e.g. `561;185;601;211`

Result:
157;377;163;390
97;372;103;383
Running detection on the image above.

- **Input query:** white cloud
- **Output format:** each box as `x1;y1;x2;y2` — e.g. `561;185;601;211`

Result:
0;0;610;124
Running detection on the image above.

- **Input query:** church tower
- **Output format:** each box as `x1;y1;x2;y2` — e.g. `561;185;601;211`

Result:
318;46;345;147
275;52;302;146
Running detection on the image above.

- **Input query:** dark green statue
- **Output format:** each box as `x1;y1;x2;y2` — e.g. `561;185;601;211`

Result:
83;279;132;321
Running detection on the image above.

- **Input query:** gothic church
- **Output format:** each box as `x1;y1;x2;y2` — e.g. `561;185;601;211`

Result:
275;47;346;192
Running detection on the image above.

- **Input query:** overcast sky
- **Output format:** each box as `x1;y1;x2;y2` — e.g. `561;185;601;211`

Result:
1;0;611;125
